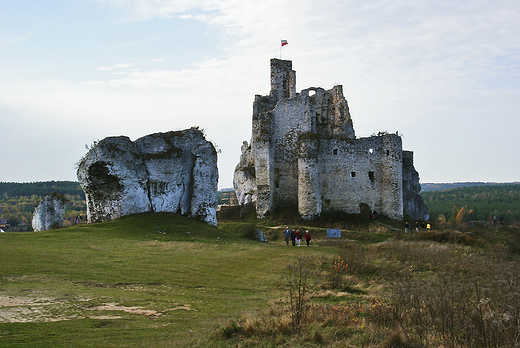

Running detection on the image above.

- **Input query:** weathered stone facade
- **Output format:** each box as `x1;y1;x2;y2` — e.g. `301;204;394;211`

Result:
32;194;66;231
77;127;218;226
234;58;429;221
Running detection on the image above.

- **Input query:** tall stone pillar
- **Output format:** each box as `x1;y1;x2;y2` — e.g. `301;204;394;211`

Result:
254;139;274;219
380;135;404;220
298;137;321;219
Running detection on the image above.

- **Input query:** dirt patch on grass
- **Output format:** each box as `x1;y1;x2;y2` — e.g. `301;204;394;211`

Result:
0;295;75;323
0;295;188;323
85;303;159;316
85;302;196;317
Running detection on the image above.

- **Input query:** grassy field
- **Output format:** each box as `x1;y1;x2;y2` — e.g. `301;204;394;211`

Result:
0;213;340;347
1;213;520;347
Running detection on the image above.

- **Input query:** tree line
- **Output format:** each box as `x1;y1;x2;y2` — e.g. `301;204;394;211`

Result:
2;181;519;229
420;183;520;224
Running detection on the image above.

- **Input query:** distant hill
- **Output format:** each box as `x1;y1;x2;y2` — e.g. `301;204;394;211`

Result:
0;181;85;198
421;182;520;192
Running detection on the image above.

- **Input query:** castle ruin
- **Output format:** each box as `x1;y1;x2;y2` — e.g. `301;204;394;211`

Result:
234;58;429;221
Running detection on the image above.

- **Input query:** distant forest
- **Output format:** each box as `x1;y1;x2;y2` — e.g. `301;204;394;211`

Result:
420;183;520;223
1;181;519;230
0;181;86;229
421;182;520;192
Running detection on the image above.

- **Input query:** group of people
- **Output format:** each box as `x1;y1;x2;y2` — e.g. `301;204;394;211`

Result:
283;227;312;246
404;221;431;233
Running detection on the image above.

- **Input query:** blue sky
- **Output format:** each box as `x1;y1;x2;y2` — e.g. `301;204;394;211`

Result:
1;0;519;189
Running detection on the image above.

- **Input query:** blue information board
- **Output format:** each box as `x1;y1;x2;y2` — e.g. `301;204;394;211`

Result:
326;229;341;238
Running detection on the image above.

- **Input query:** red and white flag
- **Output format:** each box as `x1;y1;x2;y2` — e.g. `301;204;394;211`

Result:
281;40;288;47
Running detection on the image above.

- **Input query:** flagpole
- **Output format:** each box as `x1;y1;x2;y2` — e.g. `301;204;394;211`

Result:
280;40;288;59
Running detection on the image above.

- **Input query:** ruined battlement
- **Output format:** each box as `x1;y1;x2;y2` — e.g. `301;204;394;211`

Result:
234;59;429;221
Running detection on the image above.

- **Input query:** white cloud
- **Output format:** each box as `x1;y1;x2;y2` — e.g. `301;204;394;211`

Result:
92;0;222;20
113;63;136;68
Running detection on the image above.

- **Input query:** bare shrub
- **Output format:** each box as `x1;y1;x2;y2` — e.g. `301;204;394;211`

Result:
338;243;379;277
417;229;487;247
386;242;520;348
284;257;312;331
369;224;391;233
243;222;257;240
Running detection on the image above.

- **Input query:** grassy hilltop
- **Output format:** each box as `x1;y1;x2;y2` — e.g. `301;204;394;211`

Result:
1;213;520;347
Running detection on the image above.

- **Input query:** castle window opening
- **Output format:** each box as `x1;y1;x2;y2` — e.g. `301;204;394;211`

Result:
369;171;375;181
350;172;356;178
369;148;374;155
309;90;316;97
333;148;338;155
386;150;390;156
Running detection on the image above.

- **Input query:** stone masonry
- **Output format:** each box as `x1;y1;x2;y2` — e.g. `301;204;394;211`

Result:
234;58;429;221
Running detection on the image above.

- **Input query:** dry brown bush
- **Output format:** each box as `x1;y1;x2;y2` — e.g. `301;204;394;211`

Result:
218;238;520;347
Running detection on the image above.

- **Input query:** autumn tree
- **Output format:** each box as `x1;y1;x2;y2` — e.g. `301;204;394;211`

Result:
455;206;466;224
448;206;459;225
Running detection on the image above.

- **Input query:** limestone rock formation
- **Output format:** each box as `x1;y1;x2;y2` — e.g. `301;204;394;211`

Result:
402;151;430;220
32;194;66;231
255;229;268;242
77;127;218;226
233;141;256;205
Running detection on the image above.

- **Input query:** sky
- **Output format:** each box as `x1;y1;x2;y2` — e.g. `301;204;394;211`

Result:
0;0;519;189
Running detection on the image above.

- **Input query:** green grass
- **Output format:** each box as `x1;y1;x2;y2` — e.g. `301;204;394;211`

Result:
0;213;338;347
3;213;518;347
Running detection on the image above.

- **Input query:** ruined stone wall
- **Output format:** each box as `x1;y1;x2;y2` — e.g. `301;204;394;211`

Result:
298;137;321;219
253;137;273;219
381;136;404;220
272;96;313;206
234;58;428;221
317;134;403;219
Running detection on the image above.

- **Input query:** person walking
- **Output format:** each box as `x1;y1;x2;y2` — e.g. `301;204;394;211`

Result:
283;226;291;245
296;229;301;246
291;229;296;246
405;222;409;234
304;230;311;246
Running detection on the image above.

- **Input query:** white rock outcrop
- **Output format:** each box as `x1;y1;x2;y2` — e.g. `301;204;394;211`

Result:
76;127;218;226
32;195;66;231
